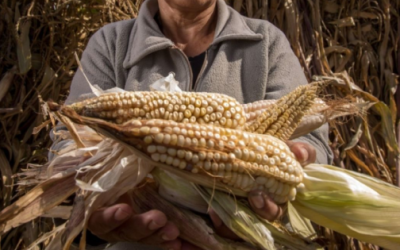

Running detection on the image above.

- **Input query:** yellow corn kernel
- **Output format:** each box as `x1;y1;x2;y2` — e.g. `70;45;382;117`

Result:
68;91;246;129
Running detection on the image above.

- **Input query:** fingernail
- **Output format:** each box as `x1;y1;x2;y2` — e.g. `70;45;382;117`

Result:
162;234;172;241
148;220;161;230
114;208;131;221
250;194;265;209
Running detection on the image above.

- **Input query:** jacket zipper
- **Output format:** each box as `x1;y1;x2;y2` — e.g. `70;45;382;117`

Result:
171;46;193;92
192;50;208;92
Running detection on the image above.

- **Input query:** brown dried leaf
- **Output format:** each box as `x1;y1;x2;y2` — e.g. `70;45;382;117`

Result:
37;65;56;95
246;0;253;17
0;172;77;234
373;102;399;154
15;19;32;74
0;151;13;209
0;66;16;103
340;119;364;159
62;193;85;250
330;17;356;27
41;206;72;220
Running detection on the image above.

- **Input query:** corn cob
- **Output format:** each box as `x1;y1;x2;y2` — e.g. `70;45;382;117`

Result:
57;104;304;205
242;99;276;122
67;84;320;142
68;91;247;128
55;85;320;204
243;98;329;123
244;84;319;141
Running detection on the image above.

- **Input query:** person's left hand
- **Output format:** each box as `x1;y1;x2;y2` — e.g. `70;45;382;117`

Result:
209;141;317;240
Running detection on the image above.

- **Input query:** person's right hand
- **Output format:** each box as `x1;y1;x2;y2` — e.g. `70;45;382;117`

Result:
87;194;202;250
209;141;317;240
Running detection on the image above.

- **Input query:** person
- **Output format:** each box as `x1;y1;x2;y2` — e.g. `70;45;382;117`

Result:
64;0;333;249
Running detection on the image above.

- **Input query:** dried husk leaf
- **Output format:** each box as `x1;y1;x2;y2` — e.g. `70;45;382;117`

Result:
15;19;32;74
0;150;13;209
0;171;77;234
0;67;16;103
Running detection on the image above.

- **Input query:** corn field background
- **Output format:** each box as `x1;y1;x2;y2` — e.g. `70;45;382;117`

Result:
0;0;399;249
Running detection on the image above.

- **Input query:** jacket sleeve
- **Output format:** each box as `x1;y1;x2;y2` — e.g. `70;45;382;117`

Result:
264;26;333;165
49;26;118;157
66;27;117;104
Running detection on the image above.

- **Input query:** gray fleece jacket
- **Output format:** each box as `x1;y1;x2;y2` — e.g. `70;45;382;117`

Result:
67;0;332;165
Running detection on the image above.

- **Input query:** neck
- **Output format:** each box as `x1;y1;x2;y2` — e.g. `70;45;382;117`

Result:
158;0;217;56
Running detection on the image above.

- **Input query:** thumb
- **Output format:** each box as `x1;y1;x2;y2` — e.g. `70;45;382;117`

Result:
248;190;282;221
286;141;316;166
88;203;132;236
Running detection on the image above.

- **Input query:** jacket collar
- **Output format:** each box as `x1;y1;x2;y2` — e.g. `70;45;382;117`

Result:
123;0;263;68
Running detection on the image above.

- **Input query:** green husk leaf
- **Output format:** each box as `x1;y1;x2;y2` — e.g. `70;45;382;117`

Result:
155;169;322;250
287;202;317;241
152;168;209;213
292;164;400;250
195;185;276;250
196;186;323;250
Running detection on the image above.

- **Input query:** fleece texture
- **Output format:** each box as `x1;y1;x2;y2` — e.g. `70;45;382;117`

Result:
61;0;333;248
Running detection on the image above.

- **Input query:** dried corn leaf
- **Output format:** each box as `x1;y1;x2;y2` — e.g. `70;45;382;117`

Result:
0;67;16;103
15;19;32;74
0;171;77;234
373;102;399;153
0;151;13;209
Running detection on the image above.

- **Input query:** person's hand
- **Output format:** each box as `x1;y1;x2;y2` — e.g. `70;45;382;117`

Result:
209;141;317;240
88;194;202;250
285;141;317;166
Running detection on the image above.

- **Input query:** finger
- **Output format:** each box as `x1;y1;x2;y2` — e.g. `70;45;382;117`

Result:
159;239;182;250
286;141;316;166
181;240;204;250
248;190;282;221
114;209;169;242
140;221;180;245
208;209;241;240
88;203;132;236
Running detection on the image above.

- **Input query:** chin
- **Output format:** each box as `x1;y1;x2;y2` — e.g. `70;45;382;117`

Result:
161;0;217;11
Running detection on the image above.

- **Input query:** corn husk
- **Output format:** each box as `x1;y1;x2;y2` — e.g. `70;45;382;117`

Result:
154;168;322;250
0;78;393;249
287;202;317;241
129;179;255;250
194;185;324;250
3;108;400;250
292;164;400;250
152;168;209;214
57;110;400;250
0;123;154;247
195;186;276;250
